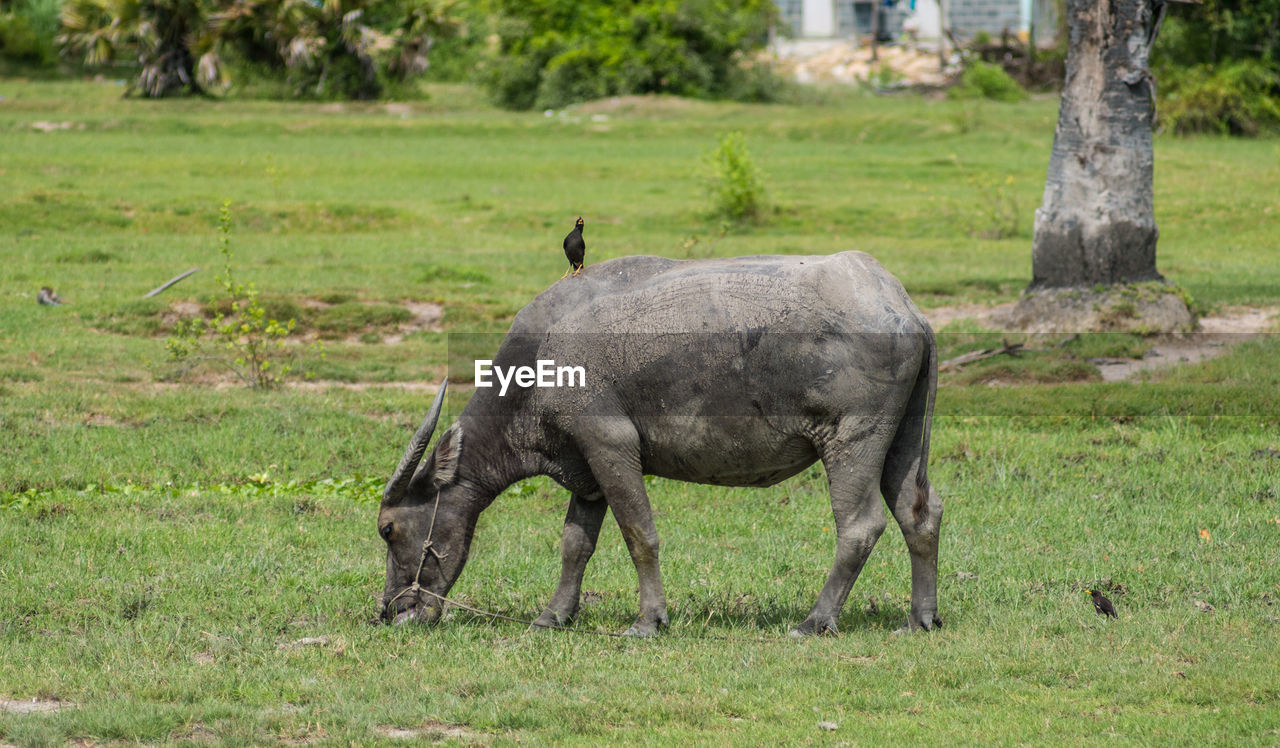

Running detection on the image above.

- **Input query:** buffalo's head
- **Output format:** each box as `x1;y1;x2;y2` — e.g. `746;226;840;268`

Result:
377;380;477;625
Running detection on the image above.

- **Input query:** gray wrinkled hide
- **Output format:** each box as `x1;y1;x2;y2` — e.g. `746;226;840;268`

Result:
379;251;942;636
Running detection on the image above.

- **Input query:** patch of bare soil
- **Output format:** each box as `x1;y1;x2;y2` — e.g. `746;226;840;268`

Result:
924;303;1278;382
271;297;443;344
376;721;486;742
924;303;998;330
160;300;203;328
1198;307;1275;335
0;697;74;714
374;301;443;344
31;121;84;132
1094;307;1276;382
171;723;217;744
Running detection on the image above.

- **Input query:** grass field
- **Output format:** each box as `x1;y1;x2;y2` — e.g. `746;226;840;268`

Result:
2;80;1279;745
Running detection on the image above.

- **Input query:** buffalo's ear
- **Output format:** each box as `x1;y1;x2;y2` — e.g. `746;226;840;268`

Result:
431;424;463;487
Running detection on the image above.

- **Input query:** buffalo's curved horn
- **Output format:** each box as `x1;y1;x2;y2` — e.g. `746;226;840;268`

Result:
383;379;448;504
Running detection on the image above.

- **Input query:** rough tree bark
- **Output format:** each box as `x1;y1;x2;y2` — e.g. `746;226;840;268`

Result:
1030;0;1167;289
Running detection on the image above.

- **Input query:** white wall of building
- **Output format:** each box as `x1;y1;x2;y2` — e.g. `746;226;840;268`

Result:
801;0;837;37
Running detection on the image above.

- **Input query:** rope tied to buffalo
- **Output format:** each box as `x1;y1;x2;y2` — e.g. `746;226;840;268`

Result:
384;490;449;612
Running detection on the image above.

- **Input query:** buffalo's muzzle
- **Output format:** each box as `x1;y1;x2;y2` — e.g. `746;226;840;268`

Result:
381;598;442;626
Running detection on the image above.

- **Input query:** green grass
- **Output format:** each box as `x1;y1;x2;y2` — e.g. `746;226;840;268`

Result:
2;81;1279;744
3;414;1278;744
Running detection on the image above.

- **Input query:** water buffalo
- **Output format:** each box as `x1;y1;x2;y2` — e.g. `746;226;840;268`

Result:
378;251;941;636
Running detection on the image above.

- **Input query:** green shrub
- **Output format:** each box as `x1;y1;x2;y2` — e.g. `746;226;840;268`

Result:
949;60;1027;103
704;131;766;224
0;0;58;66
537;46;614;110
481;0;779;111
1153;6;1280;74
1160;61;1280;136
416;9;488;83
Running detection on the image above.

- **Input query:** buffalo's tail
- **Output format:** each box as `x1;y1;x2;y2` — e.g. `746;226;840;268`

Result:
911;326;937;525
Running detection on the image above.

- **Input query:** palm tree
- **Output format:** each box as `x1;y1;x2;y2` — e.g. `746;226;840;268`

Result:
200;0;456;99
60;0;455;99
59;0;206;97
383;0;458;81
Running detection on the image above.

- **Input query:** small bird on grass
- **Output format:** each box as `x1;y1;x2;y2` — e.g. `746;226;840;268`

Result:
37;286;66;306
562;217;585;278
1087;589;1118;618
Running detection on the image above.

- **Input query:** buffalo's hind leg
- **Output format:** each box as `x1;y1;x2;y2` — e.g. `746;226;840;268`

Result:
533;493;608;629
792;442;889;637
882;436;942;632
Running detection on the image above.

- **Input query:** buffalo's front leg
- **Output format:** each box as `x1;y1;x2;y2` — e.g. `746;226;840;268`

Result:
582;424;668;637
533;493;608;629
792;441;889;637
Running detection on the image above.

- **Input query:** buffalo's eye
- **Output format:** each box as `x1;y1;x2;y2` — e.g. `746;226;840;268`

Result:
379;523;393;541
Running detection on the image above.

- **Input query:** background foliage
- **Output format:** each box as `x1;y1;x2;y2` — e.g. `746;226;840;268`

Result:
1154;0;1280;135
948;59;1027;103
0;0;60;65
8;0;1280;129
198;0;458;99
51;0;457;98
479;0;780;111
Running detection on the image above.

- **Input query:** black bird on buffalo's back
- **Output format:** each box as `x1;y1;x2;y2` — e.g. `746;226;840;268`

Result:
562;217;585;278
1087;589;1118;618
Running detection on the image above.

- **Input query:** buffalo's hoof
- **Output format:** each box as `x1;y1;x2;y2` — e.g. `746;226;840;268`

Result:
623;612;669;638
789;617;838;638
531;609;575;630
894;613;941;634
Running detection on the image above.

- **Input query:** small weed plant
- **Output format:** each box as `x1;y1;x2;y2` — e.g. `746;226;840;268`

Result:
972;174;1023;239
165;201;310;388
868;64;905;90
704;131;767;225
948;102;986;134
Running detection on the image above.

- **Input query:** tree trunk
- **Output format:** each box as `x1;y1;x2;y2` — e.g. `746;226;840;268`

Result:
871;2;881;62
133;0;204;98
1030;0;1166;289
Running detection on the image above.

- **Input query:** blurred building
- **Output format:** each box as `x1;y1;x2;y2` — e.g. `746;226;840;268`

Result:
776;0;1056;45
776;0;906;40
